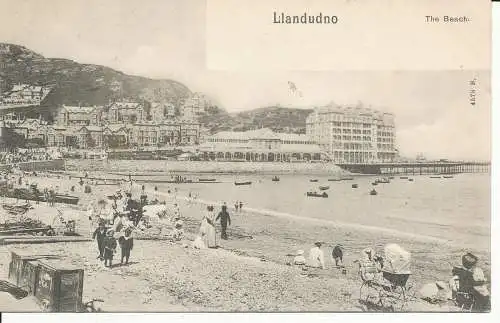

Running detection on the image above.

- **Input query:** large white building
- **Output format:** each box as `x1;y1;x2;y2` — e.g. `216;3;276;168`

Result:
199;128;325;162
306;103;397;163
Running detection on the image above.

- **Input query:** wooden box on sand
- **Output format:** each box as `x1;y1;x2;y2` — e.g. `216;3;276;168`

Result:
8;251;84;312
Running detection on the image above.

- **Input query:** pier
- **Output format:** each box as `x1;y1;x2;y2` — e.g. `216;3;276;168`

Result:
337;161;490;175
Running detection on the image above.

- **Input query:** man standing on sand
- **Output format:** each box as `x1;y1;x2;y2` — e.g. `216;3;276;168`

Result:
216;204;231;240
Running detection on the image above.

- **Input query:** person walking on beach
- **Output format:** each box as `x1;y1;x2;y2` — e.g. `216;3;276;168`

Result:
140;185;147;205
308;242;326;269
234;201;239;212
103;230;117;268
153;186;159;204
92;221;107;260
216;204;231;240
239;201;243;212
331;244;344;267
201;205;217;248
118;228;134;265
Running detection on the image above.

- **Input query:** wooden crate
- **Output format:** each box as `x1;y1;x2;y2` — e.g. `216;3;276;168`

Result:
20;260;40;295
8;251;41;287
34;260;84;312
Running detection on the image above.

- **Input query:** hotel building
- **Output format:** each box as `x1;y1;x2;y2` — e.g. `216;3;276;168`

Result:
306;103;397;163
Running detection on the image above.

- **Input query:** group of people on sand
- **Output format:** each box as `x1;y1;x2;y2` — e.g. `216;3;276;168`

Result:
193;202;232;249
290;242;344;270
92;221;134;267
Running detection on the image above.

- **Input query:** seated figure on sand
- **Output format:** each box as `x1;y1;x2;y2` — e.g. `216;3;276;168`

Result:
192;233;207;249
450;252;490;311
358;248;384;282
293;250;306;265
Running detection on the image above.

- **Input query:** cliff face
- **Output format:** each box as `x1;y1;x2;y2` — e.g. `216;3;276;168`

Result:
0;43;192;109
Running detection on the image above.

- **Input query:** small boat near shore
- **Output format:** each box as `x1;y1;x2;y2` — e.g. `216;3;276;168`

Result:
408;178;414;182
306;191;328;198
272;176;280;182
352;184;358;188
0;188;80;205
370;189;378;196
371;182;378;186
235;181;252;186
443;175;454;179
318;186;330;191
198;178;217;182
430;176;441;179
400;176;408;179
309;179;319;183
327;178;342;182
341;177;354;181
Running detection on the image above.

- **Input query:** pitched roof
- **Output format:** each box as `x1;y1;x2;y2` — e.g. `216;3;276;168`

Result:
62;105;98;114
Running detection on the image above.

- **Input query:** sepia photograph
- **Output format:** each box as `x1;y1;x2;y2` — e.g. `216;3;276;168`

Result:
0;0;492;314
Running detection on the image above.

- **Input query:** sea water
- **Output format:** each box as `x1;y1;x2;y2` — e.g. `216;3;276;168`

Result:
135;173;489;252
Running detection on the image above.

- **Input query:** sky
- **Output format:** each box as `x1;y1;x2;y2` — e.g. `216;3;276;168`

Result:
0;0;491;161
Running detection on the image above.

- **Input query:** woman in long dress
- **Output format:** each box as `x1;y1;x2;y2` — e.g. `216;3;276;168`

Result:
201;205;217;248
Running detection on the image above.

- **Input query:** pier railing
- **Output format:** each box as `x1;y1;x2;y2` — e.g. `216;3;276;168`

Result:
336;161;490;175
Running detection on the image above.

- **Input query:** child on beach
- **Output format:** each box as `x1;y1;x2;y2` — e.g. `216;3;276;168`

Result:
293;250;306;265
103;230;117;267
118;228;134;265
331;244;344;267
91;221;107;260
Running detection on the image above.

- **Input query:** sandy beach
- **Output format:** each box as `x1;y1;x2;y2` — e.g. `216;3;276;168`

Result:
0;171;488;311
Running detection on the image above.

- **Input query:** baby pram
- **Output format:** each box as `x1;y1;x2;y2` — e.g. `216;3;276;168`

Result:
358;244;413;311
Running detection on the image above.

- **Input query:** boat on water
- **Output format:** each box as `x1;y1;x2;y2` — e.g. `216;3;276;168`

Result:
309;179;319;182
370;189;378;196
235;181;252;186
443;175;454;179
306;191;328;198
198;178;217;182
341;177;354;181
328;178;342;182
400;176;408;179
352;184;358;188
408;178;414;182
388;176;395;179
319;186;330;191
371;182;378;186
272;176;280;182
375;177;390;184
430;176;441;179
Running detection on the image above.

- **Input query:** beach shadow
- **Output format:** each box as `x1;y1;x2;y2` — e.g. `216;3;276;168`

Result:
357;299;395;312
119;261;139;267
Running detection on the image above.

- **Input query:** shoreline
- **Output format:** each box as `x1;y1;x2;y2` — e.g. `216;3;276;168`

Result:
64;159;349;175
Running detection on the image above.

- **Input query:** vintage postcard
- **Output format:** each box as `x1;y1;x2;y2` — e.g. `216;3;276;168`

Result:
0;0;493;316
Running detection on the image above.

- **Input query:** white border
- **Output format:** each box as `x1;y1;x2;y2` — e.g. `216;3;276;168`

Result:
2;3;499;323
